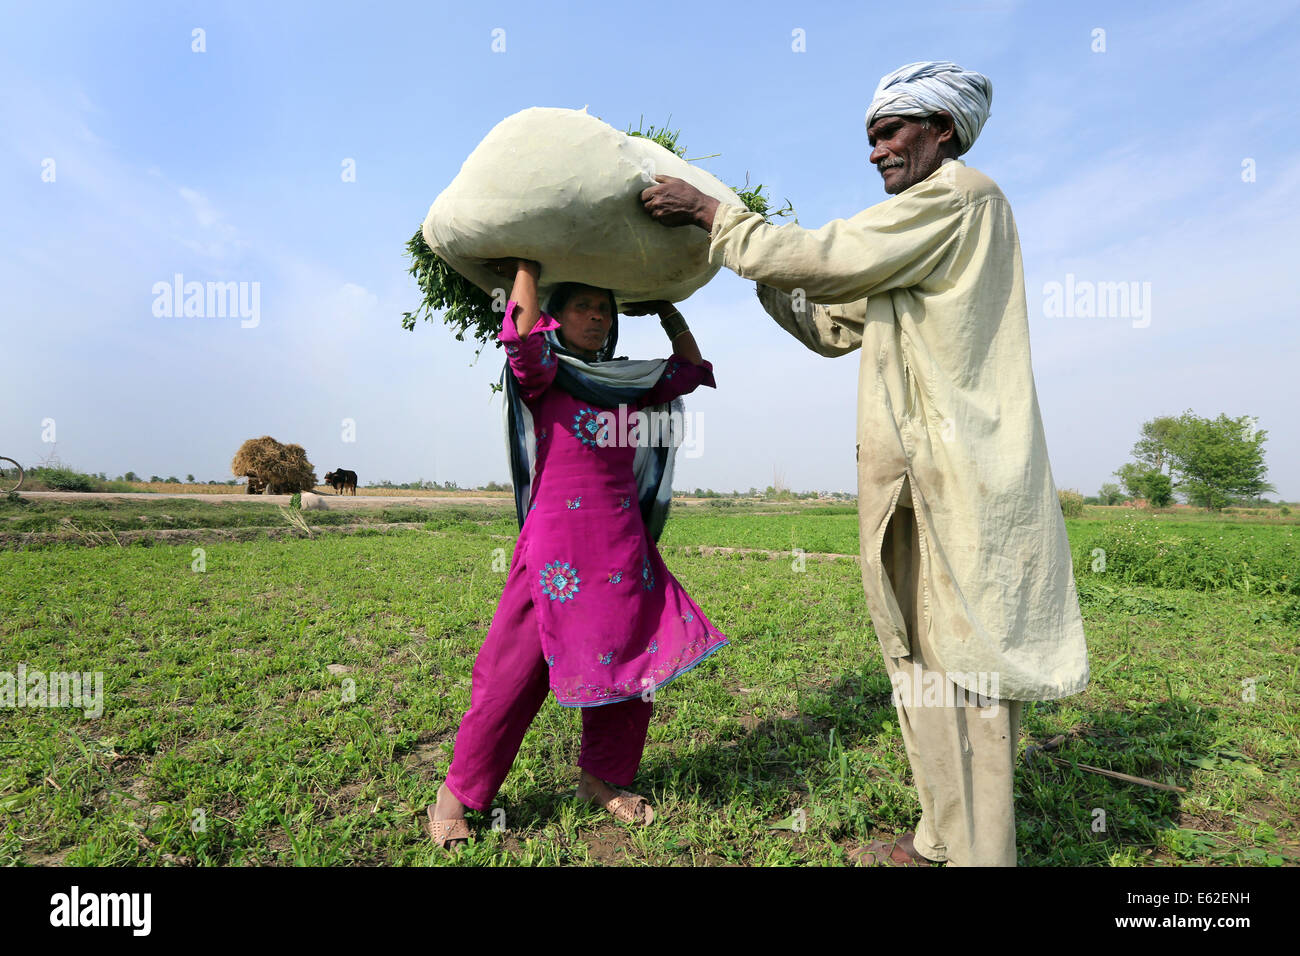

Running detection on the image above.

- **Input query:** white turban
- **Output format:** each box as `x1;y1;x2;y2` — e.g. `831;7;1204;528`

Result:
865;61;993;155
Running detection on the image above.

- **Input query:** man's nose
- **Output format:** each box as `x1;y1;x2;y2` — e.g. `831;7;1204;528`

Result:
869;145;889;164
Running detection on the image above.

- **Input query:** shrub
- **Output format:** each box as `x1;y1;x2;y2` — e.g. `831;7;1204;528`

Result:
1058;489;1085;518
33;467;96;492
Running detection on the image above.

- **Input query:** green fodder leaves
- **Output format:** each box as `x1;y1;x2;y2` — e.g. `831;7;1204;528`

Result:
400;228;500;355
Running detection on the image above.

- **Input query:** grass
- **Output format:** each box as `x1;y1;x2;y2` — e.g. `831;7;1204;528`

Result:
0;497;1296;866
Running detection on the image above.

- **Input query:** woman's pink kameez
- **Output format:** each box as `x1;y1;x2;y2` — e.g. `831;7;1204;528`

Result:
443;304;728;810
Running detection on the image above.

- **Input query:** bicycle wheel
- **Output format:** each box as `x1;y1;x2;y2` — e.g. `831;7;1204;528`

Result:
0;457;24;493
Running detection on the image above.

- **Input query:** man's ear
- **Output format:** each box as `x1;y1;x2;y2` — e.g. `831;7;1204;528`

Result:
931;111;959;153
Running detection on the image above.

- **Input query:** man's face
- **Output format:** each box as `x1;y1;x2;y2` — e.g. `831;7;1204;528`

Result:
868;113;954;195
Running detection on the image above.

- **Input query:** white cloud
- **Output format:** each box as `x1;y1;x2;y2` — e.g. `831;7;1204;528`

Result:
336;282;379;319
172;185;244;260
178;186;219;227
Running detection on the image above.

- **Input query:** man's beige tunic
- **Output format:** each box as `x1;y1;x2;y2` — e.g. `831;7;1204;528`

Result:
708;159;1088;701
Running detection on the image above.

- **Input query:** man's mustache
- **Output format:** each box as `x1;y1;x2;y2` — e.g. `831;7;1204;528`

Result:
877;157;905;171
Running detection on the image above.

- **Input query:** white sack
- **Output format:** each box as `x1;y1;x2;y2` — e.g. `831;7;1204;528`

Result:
422;107;744;306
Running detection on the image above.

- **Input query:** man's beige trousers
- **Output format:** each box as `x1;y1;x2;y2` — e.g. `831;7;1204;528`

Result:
880;500;1023;866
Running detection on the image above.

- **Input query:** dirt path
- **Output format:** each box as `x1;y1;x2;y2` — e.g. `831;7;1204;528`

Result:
16;491;512;509
671;544;860;562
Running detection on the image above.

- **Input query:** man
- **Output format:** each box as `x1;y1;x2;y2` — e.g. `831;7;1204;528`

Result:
641;61;1088;866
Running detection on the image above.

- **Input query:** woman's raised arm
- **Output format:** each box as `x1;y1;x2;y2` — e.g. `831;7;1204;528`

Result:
623;300;715;409
485;258;557;400
485;258;542;335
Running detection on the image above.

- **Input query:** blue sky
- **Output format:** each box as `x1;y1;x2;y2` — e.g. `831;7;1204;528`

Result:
3;0;1298;498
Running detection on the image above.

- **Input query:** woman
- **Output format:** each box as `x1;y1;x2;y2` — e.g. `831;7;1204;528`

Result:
426;257;728;847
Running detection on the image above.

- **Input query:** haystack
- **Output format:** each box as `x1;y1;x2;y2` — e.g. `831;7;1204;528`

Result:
231;436;319;494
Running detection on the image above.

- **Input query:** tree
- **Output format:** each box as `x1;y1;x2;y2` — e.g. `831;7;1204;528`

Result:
1143;472;1174;508
1097;482;1125;505
1115;411;1269;509
1132;416;1180;474
124;471;139;482
1165;411;1272;511
1115;415;1184;500
1113;462;1151;499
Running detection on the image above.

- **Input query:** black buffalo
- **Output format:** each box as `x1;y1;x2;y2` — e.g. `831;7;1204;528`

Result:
323;469;358;495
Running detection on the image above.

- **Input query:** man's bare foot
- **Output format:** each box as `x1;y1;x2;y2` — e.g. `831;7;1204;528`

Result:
575;770;654;825
847;831;939;866
426;782;472;848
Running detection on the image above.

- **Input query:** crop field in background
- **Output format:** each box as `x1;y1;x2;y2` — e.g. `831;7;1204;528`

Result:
1;496;1296;866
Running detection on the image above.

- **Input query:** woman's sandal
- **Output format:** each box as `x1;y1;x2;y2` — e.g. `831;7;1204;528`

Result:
583;787;655;825
426;806;472;849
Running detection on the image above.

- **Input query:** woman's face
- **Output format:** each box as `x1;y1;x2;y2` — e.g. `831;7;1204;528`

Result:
556;286;613;359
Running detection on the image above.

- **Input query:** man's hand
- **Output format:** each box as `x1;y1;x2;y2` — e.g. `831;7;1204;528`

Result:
640;176;720;232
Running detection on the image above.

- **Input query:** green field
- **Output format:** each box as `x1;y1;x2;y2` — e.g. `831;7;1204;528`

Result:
1;496;1297;866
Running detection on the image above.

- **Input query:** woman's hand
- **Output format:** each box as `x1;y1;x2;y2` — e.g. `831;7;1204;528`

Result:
625;301;705;366
482;257;514;278
620;299;674;317
483;257;540;279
